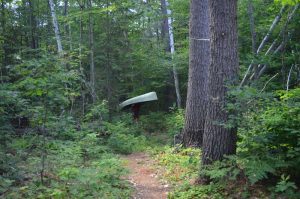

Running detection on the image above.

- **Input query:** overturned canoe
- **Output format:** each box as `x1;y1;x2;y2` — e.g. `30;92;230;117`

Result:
119;92;158;109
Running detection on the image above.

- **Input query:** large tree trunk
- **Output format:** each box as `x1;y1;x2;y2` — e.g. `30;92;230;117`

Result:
49;0;63;54
202;0;239;165
182;0;210;147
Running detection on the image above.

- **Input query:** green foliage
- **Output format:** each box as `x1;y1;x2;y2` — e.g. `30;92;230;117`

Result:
53;156;131;199
165;109;184;136
237;88;300;179
84;100;109;122
2;128;132;199
275;175;298;197
155;146;200;184
106;121;147;154
1;0;300;198
275;0;300;5
139;112;167;133
168;182;223;199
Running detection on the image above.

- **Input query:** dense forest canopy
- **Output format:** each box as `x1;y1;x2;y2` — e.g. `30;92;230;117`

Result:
0;0;300;198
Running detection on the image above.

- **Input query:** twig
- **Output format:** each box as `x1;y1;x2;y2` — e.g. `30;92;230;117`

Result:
260;73;279;94
246;73;279;105
286;64;294;91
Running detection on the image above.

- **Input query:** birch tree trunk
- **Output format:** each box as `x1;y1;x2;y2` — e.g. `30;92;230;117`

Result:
202;0;238;165
49;0;63;54
256;6;287;54
182;0;210;147
252;4;299;79
88;0;97;103
240;6;286;87
161;0;182;109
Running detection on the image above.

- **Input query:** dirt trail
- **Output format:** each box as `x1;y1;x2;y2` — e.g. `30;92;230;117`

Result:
122;152;170;199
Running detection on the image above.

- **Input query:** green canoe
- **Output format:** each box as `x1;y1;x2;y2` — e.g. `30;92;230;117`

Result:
119;92;158;109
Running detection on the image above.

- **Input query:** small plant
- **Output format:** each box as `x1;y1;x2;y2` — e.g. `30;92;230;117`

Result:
165;109;184;137
105;121;147;154
155;146;200;184
139;112;167;133
84;100;109;122
274;174;299;198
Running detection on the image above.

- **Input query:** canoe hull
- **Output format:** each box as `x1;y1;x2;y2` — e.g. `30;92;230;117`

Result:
119;92;158;108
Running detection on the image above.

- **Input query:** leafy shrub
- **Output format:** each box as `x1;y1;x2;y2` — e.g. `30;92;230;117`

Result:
239;155;287;185
139;112;167;133
4;155;131;199
165;109;184;136
55;155;131;198
237;88;300;182
168;182;223;199
199;156;240;183
274;174;299;198
2;129;132;199
155;146;200;184
84;100;109;122
106;121;147;154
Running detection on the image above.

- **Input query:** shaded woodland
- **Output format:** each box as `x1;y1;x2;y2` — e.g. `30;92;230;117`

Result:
1;0;300;198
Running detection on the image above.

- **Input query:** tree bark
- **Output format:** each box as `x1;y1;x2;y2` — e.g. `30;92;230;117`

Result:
49;0;63;54
286;64;294;91
161;0;182;109
182;0;210;147
239;6;286;87
64;0;73;50
88;0;97;103
105;0;114;121
202;0;239;165
28;0;38;49
0;0;5;83
161;0;170;51
248;0;256;54
256;6;286;54
252;4;299;80
77;0;85;116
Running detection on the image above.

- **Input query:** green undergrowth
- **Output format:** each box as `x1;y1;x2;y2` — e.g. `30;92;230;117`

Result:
152;146;226;199
151;146;263;199
153;145;300;198
0;111;175;198
151;89;300;199
153;146;200;185
1;128;133;198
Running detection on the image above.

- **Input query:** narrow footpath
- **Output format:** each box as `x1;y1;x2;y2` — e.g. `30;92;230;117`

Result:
122;152;170;199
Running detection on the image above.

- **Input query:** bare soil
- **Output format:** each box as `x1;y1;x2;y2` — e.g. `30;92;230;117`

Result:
122;152;170;199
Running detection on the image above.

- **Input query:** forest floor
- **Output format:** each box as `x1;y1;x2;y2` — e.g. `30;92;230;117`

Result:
122;152;170;199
